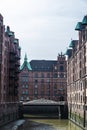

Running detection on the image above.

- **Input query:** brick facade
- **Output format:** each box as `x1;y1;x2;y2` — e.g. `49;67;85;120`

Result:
19;53;67;102
0;14;21;125
66;15;87;128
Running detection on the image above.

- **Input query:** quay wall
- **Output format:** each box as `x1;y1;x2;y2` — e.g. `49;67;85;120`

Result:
0;102;23;126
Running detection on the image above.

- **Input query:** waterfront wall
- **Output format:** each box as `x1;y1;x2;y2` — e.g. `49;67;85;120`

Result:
0;102;22;126
68;111;87;130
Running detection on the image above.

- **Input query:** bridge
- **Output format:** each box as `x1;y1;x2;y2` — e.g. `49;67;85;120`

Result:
22;99;68;119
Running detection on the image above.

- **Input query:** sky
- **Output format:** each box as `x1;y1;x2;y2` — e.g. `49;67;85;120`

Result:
0;0;87;64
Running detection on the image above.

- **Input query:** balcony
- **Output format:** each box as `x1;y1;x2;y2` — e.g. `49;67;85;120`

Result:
9;50;16;55
9;77;14;83
15;76;19;81
15;62;20;67
9;81;14;86
9;56;15;62
9;65;15;70
14;82;19;88
14;85;18;88
15;55;20;60
15;68;20;73
9;74;15;79
14;89;18;96
9;88;14;95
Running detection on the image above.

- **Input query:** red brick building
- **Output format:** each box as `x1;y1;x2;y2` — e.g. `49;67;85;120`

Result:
19;53;67;102
0;14;21;102
0;14;21;125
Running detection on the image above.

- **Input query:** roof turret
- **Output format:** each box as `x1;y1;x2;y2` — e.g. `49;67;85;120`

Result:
20;54;32;71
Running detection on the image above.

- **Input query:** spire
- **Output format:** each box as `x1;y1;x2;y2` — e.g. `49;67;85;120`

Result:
24;53;27;62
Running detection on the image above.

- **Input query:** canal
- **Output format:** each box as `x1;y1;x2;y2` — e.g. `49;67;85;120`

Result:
0;119;82;130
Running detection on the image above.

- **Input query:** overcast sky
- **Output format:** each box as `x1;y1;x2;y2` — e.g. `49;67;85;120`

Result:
0;0;87;63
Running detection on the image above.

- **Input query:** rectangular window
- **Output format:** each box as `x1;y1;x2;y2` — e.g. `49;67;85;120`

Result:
22;76;29;82
21;96;24;100
34;90;38;94
35;85;38;88
22;85;24;88
26;90;28;94
22;90;25;94
26;85;28;88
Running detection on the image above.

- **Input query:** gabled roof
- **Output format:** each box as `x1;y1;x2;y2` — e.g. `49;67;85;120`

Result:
20;54;32;71
30;60;57;72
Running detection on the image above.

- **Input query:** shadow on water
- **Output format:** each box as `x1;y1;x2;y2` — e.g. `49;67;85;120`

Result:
0;120;25;130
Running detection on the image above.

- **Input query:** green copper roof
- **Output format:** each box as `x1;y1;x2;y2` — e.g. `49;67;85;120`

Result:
20;54;32;71
14;39;19;44
82;15;87;25
6;26;14;36
75;22;83;31
8;31;14;36
69;40;78;48
65;49;72;56
18;46;21;50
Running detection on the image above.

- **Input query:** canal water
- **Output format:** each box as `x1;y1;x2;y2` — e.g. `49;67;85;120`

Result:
0;119;82;130
23;119;82;130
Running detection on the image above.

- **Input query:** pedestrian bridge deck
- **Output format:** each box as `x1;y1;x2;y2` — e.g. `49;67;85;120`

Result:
23;98;67;105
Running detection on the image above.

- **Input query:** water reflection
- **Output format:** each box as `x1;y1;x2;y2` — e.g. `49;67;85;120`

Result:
0;119;82;130
22;119;82;130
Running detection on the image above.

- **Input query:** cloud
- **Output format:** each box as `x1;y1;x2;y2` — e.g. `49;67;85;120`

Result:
0;0;87;63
